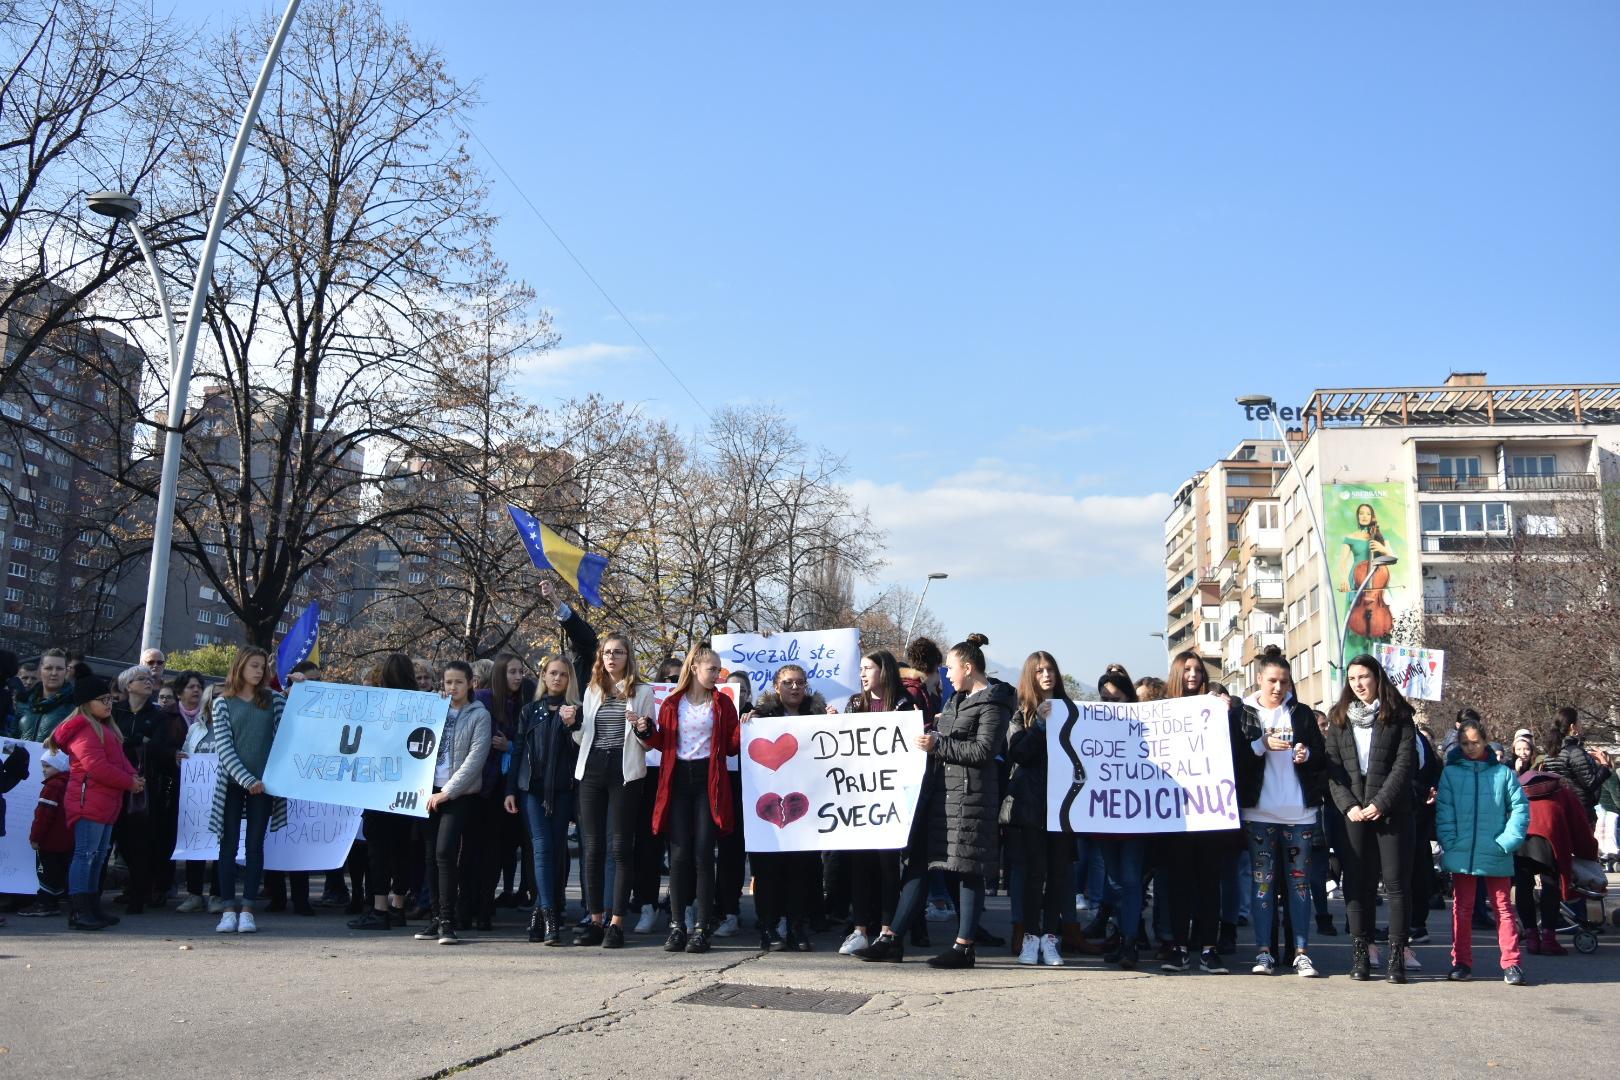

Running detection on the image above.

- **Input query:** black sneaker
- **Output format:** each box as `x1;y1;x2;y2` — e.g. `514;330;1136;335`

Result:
575;922;606;947
603;923;625;949
17;900;61;917
1408;928;1431;944
854;934;904;963
1216;921;1238;956
413;919;441;941
438;925;461;945
1161;946;1190;973
761;928;784;951
1448;963;1472;982
1119;941;1139;970
1504;965;1526;986
926;943;976;969
1199;948;1229;974
347;910;391;930
664;925;689;952
685;929;711;954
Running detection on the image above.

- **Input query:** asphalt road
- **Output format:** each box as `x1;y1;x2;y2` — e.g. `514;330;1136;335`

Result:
3;890;1616;1079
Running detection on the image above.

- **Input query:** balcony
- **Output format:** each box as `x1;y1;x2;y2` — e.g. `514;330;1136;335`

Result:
1247;578;1284;602
1416;472;1597;493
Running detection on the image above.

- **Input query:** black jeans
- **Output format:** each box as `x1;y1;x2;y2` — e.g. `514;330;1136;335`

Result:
1342;814;1414;941
631;764;664;911
457;792;502;922
1409;807;1436;932
578;748;639;917
424;791;473;925
1514;860;1561;932
113;811;155;903
665;759;716;929
753;851;820;924
184;859;219;897
1018;826;1073;935
849;850;901;931
364;809;414;901
714;769;745;917
1166;831;1229;949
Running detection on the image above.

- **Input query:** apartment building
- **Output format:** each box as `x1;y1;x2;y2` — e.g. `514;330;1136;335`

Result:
1214;495;1285;694
1271;373;1620;710
1163;439;1286;679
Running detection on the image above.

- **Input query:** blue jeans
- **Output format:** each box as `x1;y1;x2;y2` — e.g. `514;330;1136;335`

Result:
1100;837;1147;940
218;784;272;912
69;819;115;894
1247;821;1315;952
522;789;575;912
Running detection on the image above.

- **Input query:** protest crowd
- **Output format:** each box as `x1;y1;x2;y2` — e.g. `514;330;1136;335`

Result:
1;580;1614;987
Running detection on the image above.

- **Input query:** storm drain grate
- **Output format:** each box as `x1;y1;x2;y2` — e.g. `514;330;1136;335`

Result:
678;982;872;1015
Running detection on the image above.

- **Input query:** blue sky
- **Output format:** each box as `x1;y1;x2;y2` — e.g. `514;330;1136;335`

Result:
180;2;1620;681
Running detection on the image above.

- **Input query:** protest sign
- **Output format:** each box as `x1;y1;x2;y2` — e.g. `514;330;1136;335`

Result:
1374;644;1445;702
740;711;924;853
643;682;738;769
712;628;860;713
173;753;362;870
1046;695;1238;834
0;739;45;894
261;681;449;817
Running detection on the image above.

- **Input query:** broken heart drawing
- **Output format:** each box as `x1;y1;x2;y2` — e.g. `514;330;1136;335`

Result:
747;733;798;772
755;791;810;828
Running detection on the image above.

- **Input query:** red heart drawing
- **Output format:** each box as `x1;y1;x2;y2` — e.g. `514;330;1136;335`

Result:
755;792;810;828
748;733;798;772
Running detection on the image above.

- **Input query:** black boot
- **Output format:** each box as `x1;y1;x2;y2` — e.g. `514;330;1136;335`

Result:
1387;938;1407;984
926;941;976;969
90;893;119;926
527;908;544;943
792;920;815;952
71;895;108;932
541;908;561;946
1350;936;1371;981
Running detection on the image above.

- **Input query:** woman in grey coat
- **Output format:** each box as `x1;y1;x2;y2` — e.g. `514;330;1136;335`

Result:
856;638;1011;969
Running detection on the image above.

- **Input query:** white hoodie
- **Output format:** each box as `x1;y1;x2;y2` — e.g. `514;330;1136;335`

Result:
1241;695;1314;826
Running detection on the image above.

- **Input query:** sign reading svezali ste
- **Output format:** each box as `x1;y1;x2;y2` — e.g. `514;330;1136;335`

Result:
740;711;925;853
261;681;449;817
1046;695;1238;834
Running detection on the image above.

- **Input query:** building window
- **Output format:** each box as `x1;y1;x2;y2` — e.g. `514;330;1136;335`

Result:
1227;523;1239;542
198;609;211;623
1312;641;1324;674
1421;501;1509;535
195;633;210;646
7;561;25;578
4;587;20;602
1510;454;1556;477
1226;497;1251;515
1270;447;1287;462
1309;586;1320;613
1255;503;1279;529
1437;456;1481;480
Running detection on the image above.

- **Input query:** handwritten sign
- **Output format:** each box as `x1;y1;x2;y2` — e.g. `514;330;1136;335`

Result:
1046;695;1238;834
713;628;860;712
261;681;449;817
0;739;45;894
643;682;738;769
173;753;363;871
1374;644;1445;702
740;711;924;852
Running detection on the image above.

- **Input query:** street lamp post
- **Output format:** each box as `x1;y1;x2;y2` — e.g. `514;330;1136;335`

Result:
87;0;303;654
904;572;948;644
1236;393;1344;685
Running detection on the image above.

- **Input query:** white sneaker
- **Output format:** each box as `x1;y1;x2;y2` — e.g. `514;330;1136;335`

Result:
1252;951;1276;975
633;906;658;934
925;901;957;923
175;894;206;914
1075;895;1092;916
236;911;257;934
215;911;238;933
715;914;739;937
1040;933;1064;967
838;931;869;955
1294;953;1319;978
207;896;227;914
1018;933;1041;965
1403;946;1421;970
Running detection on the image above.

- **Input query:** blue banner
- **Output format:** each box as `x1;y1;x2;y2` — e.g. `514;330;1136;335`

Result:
275;601;321;685
261;681;449;817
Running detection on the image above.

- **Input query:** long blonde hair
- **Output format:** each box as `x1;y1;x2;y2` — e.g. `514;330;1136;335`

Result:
222;647;273;708
669;644;719;704
589;632;642;699
535;655;582;707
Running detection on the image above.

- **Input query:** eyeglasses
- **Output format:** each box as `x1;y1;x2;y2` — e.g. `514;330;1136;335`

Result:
95;695;117;706
601;649;627;657
777;680;807;689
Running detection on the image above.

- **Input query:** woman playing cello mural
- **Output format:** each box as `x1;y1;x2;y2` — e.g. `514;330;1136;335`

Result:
1337;503;1395;639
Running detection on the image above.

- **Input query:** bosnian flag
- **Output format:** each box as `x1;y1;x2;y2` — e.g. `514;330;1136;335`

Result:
275;601;321;685
507;505;608;607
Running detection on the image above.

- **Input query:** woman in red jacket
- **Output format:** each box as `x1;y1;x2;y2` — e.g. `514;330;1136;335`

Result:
47;675;143;931
639;644;740;954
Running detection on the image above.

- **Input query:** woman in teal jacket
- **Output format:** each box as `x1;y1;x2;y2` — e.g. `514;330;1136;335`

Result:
1436;715;1530;985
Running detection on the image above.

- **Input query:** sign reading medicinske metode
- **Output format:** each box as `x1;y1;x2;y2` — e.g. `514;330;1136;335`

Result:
261;681;449;818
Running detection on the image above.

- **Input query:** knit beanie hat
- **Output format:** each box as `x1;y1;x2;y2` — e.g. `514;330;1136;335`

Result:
72;674;111;706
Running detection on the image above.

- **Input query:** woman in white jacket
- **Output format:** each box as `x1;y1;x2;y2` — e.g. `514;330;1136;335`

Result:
573;632;657;948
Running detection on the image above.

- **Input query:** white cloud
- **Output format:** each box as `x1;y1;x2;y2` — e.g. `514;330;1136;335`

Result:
847;468;1171;583
511;342;640;390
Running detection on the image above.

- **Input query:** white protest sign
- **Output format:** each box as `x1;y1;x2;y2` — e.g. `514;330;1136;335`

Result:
740;711;924;852
1047;695;1238;834
0;739;45;894
1374;644;1445;702
173;753;362;871
713;628;860;714
262;681;449;817
643;682;738;769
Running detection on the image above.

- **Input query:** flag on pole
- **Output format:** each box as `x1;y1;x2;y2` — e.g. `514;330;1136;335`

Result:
275;601;321;685
507;505;608;607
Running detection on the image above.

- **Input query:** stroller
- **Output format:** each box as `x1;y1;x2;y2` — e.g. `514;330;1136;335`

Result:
1519;770;1608;955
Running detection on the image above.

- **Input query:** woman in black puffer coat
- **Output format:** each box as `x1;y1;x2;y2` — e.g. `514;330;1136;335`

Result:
857;638;1010;969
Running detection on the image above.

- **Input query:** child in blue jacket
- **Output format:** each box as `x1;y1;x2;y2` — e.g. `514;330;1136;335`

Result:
1437;714;1530;985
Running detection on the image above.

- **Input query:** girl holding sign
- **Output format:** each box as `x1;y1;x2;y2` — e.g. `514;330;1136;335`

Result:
1236;647;1327;978
750;664;828;952
641;645;741;954
349;654;423;932
1005;652;1075;967
1323;654;1417;983
416;661;492;946
575;633;657;948
210;647;286;935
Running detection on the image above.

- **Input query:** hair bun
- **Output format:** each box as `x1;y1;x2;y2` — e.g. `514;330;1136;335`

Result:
1106;663;1127;674
1260;645;1284;660
966;632;990;648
